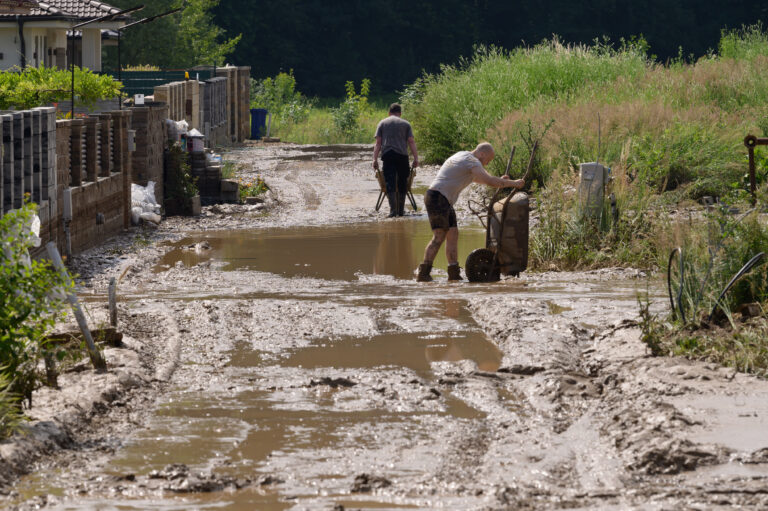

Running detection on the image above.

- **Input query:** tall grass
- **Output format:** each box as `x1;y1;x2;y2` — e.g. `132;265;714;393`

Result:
267;106;387;145
404;27;768;201
401;40;648;163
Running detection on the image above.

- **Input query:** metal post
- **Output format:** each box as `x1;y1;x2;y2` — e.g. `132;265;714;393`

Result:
108;277;118;327
118;30;122;110
46;242;107;372
70;25;75;119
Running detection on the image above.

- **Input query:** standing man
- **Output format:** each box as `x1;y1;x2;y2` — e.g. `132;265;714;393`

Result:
373;103;419;217
416;143;524;282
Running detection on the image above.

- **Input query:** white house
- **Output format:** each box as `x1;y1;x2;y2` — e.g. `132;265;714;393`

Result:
0;0;129;72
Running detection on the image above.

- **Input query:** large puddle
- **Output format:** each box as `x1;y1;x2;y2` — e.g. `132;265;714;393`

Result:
154;220;487;280
15;219;662;510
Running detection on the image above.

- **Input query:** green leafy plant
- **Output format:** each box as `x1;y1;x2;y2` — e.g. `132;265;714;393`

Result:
251;71;314;124
237;175;268;203
332;79;372;139
0;66;122;110
0;204;72;409
164;142;198;203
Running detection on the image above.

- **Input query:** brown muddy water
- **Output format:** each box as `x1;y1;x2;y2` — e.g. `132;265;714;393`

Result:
13;219;661;510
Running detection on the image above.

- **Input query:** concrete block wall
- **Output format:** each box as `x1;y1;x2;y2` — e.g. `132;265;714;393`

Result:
130;102;169;202
154;67;250;149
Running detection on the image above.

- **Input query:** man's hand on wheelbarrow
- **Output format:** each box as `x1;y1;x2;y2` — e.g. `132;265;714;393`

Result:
412;157;419;168
373;160;379;171
501;175;525;189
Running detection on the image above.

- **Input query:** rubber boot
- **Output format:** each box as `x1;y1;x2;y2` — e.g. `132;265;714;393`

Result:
397;191;406;217
386;192;397;218
416;263;433;282
447;264;463;281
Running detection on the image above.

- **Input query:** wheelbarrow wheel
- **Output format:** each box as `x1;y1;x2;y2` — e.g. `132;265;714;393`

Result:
465;248;500;283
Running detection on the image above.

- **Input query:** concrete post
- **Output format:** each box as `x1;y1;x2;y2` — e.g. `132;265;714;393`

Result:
12;112;24;208
69;119;85;186
83;116;101;182
31;109;42;203
95;113;113;176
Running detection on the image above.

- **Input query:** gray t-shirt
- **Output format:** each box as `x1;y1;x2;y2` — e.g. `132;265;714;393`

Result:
429;151;482;205
374;116;414;156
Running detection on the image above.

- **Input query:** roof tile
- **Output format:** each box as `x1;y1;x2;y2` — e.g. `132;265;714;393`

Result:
0;0;121;18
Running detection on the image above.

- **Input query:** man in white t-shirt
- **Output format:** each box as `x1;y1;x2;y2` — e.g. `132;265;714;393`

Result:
416;142;524;282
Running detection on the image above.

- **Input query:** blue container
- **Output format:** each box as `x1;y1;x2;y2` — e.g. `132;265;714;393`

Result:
250;108;268;140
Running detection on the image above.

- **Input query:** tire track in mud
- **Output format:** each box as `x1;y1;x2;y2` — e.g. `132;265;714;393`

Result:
7;143;768;510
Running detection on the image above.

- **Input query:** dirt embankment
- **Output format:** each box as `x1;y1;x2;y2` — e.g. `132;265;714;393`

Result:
3;143;768;510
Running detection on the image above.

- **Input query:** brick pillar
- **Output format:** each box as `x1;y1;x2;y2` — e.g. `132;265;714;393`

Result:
34;107;57;203
95;113;113;176
69;119;85;186
109;110;132;228
83;117;101;182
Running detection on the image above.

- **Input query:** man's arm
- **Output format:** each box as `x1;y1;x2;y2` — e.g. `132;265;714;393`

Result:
471;166;524;189
373;136;382;170
408;136;419;168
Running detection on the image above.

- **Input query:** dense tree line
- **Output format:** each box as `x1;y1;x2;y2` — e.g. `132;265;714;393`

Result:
106;0;768;96
213;0;767;96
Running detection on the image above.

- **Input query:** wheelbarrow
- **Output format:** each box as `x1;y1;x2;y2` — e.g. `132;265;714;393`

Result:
465;143;538;282
375;166;418;212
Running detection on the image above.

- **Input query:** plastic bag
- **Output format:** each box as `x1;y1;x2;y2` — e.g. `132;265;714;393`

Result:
131;181;161;225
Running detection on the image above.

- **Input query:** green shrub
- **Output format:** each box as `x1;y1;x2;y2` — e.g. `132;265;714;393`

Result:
402;41;648;163
331;79;372;140
0;66;122;110
251;71;314;124
164;143;198;202
0;204;72;408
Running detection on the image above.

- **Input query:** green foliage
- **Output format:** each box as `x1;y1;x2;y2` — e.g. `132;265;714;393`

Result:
0;370;25;439
0;66;121;110
164;143;198;202
403;42;648;162
332;79;372;139
718;23;768;60
0;204;72;408
237;175;268;203
251;71;314;123
106;0;240;69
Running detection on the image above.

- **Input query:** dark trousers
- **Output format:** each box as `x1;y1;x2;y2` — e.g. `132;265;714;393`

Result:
382;151;410;195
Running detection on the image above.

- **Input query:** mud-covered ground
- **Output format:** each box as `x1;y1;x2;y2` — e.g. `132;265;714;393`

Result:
3;143;768;510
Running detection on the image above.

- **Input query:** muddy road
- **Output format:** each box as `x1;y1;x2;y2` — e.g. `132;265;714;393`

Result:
6;144;768;510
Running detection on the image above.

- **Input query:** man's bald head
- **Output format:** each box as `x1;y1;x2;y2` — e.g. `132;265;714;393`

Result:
472;142;495;166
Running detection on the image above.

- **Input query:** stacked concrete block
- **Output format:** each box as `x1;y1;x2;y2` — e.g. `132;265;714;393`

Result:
1;115;10;213
84;117;101;182
95;113;113;176
12;112;24;208
30;110;42;203
22;111;33;204
237;67;251;142
35;107;57;204
109;109;133;228
130;103;168;202
69;119;85;187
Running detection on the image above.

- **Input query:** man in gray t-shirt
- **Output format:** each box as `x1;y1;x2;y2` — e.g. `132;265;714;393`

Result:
373;103;419;217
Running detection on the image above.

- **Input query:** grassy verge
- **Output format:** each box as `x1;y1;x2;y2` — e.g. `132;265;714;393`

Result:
266;106;387;145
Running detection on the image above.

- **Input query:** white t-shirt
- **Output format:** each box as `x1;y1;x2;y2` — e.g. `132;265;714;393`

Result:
429;151;482;205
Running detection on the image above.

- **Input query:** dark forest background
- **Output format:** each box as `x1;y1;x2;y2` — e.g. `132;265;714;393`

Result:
212;0;768;96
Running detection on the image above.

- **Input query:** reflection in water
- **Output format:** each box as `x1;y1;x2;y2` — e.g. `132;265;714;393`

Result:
155;220;486;281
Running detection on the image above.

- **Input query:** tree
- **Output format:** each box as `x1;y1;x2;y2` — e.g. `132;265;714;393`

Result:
104;0;241;69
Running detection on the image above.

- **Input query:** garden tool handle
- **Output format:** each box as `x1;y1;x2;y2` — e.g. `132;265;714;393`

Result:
503;146;516;177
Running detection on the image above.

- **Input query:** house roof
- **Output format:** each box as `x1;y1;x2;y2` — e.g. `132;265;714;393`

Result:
0;0;125;20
